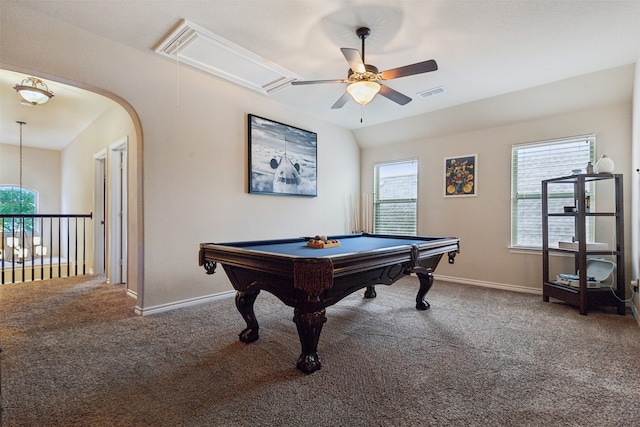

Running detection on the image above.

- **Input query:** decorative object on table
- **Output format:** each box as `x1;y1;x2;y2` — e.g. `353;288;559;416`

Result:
595;154;614;173
444;154;477;197
586;161;594;174
248;114;317;197
306;235;341;248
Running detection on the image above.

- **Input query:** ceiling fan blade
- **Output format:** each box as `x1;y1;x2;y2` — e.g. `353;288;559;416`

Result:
291;79;347;85
380;59;438;80
340;48;365;73
331;92;351;109
378;84;412;105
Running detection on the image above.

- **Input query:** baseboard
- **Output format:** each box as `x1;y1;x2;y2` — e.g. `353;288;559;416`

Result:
434;275;542;295
135;276;540;316
135;290;235;316
132;277;637;322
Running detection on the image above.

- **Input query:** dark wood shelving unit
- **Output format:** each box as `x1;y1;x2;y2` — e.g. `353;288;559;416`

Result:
542;173;625;315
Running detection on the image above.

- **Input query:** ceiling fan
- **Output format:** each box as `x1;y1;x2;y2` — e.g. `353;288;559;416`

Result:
291;27;438;112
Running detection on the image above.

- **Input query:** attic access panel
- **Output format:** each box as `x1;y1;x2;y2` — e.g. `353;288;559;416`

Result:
155;20;299;95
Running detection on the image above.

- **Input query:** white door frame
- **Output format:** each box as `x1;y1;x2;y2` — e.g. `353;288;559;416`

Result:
109;137;128;284
92;149;107;275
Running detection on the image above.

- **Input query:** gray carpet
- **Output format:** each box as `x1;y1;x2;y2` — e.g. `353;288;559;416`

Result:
1;274;639;426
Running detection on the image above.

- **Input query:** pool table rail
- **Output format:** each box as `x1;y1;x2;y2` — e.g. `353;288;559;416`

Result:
199;233;459;279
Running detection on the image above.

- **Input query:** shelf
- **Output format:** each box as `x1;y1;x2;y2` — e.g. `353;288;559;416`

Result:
546;248;620;256
543;173;616;184
543;281;623;313
544;281;611;293
541;173;624;315
547;212;616;217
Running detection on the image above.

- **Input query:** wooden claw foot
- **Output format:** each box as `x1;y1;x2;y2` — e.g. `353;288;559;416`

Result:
416;300;431;310
239;327;259;343
296;353;322;374
293;308;326;374
235;291;260;343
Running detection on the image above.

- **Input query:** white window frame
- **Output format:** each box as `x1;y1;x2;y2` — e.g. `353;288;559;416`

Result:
511;135;595;249
373;159;418;236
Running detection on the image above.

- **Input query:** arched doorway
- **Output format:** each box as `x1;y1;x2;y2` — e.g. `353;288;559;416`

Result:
0;68;143;305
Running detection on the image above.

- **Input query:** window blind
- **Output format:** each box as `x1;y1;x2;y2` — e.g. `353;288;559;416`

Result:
373;160;418;236
511;135;595;248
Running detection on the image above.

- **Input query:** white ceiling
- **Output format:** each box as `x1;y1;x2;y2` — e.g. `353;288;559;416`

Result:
1;69;115;150
2;0;640;150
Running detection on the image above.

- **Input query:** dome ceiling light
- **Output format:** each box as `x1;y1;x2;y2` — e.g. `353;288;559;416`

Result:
14;77;54;105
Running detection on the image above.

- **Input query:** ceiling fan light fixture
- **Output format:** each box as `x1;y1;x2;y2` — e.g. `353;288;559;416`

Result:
14;77;54;105
347;81;380;105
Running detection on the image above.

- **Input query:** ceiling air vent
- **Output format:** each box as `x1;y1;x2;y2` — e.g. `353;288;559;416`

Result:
417;86;446;98
154;20;299;95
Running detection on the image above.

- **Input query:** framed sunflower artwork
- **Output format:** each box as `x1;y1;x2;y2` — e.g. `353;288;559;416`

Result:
444;154;477;197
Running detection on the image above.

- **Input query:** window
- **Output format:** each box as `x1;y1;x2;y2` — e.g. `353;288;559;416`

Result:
373;160;418;236
0;185;38;232
511;135;595;248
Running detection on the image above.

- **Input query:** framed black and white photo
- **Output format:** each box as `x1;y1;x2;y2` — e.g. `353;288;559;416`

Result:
248;114;317;196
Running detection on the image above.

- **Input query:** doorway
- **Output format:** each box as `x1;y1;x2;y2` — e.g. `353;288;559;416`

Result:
93;149;106;275
109;137;128;285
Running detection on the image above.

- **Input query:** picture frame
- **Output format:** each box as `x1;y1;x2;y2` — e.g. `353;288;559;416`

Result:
248;114;317;196
444;154;477;197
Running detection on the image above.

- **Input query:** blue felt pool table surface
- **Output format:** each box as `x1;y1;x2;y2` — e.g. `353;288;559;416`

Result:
220;234;445;257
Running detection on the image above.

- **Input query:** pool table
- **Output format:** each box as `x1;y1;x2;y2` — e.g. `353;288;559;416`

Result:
199;233;460;373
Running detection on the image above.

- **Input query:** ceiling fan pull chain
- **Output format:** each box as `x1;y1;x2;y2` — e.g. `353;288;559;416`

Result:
360;104;364;123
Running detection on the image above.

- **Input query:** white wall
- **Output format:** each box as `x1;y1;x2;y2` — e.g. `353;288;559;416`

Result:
0;143;61;216
61;104;136;288
361;101;633;293
0;143;61;263
0;2;360;312
140;65;360;309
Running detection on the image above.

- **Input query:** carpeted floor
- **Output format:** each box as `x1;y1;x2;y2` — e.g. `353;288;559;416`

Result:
1;274;639;426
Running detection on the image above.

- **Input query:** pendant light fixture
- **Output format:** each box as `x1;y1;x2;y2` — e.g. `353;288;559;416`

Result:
8;121;28;260
9;121;46;260
16;121;25;203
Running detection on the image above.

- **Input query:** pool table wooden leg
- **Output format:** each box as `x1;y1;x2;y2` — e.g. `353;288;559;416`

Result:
364;285;377;298
293;308;327;374
235;290;260;343
415;271;434;310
